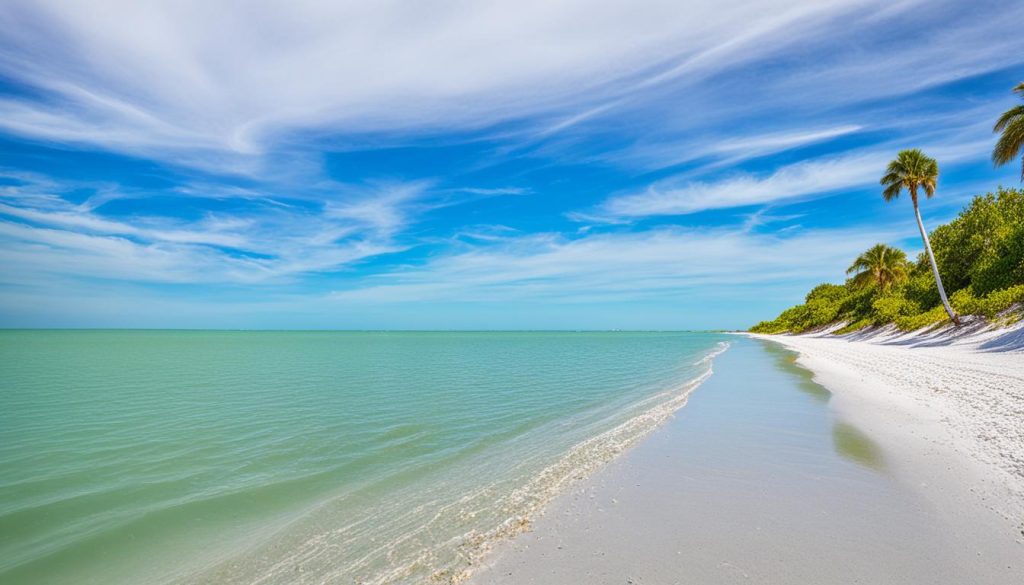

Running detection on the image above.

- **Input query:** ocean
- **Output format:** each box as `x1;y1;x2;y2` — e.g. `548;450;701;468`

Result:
0;330;728;584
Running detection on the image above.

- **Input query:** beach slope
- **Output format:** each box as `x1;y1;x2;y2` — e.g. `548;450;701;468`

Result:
470;327;1023;584
751;320;1024;538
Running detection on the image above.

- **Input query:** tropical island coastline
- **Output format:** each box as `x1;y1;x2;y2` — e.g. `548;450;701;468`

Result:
734;91;1024;567
466;86;1024;584
469;326;1023;584
3;4;1024;584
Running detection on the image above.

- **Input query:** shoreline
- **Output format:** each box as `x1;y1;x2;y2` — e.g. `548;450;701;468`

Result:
470;331;1023;584
446;340;730;583
749;321;1024;539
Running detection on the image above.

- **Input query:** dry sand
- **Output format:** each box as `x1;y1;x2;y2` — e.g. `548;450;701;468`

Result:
469;321;1024;584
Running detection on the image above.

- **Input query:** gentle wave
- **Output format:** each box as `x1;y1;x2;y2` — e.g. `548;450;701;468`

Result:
434;341;732;584
215;341;731;585
0;331;730;585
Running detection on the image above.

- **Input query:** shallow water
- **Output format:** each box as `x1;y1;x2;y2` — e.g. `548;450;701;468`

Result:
0;330;727;584
756;340;885;470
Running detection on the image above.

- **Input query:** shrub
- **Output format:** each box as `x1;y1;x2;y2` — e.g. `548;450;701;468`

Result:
930;188;1024;294
970;221;1024;294
837;285;875;318
749;319;789;334
953;284;1024;318
901;269;939;309
835;319;871;335
805;283;849;304
893;305;948;331
871;294;919;324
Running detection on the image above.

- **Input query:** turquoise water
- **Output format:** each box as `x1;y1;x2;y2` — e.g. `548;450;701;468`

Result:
0;331;727;584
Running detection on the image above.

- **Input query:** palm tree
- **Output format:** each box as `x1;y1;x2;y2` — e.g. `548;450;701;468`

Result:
993;82;1024;181
846;244;910;290
880;149;960;325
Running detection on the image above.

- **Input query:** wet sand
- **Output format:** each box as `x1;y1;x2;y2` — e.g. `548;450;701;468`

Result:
754;321;1024;530
469;337;1021;584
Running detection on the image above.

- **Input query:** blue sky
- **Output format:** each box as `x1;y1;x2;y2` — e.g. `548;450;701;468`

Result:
0;0;1022;329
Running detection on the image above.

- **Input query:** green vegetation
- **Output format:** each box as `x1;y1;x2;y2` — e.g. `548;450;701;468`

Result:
750;187;1024;334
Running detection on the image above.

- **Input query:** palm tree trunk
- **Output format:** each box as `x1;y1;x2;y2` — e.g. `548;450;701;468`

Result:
912;197;960;325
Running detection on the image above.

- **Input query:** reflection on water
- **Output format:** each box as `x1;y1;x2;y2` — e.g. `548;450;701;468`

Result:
755;338;885;471
757;340;832;403
832;422;885;470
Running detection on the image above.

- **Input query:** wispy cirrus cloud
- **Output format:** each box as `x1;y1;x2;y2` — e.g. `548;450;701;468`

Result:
0;165;540;295
586;152;889;220
0;173;434;285
0;0;944;174
0;220;915;328
617;125;865;171
577;134;996;222
0;1;1018;180
327;224;902;304
514;2;1024;175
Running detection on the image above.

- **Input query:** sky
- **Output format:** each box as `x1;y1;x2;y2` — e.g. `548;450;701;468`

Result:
0;0;1022;330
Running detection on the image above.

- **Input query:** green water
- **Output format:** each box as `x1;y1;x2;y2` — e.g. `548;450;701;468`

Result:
0;331;727;584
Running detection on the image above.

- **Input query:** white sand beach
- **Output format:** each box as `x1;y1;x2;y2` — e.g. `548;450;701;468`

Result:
754;319;1024;532
470;323;1024;584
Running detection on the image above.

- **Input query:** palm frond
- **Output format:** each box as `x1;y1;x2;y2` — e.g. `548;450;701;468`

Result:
882;182;902;201
846;259;868;274
846;244;909;290
993;84;1024;180
879;171;901;186
922;179;936;198
992;118;1024;165
849;271;873;289
992;104;1024;133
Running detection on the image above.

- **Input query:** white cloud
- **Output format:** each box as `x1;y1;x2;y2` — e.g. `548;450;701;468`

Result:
597;152;888;219
581;137;994;221
601;125;864;172
0;202;254;248
513;3;1024;175
0;176;431;285
328;224;901;304
0;1;1015;187
0;169;545;291
0;0;913;170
